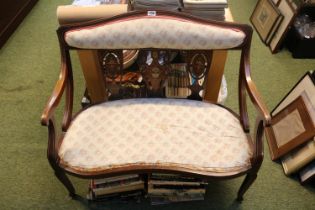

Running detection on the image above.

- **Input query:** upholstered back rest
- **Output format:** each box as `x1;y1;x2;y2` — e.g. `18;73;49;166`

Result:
64;15;245;50
58;11;252;100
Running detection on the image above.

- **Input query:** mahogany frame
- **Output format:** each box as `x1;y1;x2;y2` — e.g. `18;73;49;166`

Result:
250;0;283;45
266;95;315;160
41;10;271;201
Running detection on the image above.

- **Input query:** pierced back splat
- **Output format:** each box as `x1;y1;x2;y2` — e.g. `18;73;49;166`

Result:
138;50;171;97
185;50;212;100
98;50;123;99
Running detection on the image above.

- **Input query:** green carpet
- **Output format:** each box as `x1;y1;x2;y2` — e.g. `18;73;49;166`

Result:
0;0;315;209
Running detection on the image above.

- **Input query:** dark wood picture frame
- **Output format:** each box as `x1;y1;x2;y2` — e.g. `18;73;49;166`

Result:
272;0;281;6
250;0;283;44
269;0;299;53
271;71;315;124
266;95;315;160
265;12;284;45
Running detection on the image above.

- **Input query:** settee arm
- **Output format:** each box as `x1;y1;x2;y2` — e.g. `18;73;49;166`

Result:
41;63;68;126
244;77;271;127
41;47;74;166
243;73;271;168
40;65;67;166
238;43;271;167
41;47;73;130
240;75;270;167
240;38;271;127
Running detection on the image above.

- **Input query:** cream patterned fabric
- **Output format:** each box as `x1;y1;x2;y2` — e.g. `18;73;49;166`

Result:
64;16;245;50
59;99;252;173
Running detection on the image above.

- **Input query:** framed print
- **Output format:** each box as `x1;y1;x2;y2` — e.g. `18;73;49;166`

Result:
265;14;283;45
272;0;281;5
300;160;315;185
269;0;298;53
272;72;315;125
250;0;283;44
265;95;315;160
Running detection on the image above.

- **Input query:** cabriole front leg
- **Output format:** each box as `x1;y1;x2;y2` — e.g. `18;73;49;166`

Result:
47;119;76;198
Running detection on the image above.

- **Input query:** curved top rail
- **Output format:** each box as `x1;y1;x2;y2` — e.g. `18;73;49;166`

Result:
60;10;249;50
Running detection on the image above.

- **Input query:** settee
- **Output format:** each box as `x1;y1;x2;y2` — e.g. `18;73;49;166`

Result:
41;10;270;201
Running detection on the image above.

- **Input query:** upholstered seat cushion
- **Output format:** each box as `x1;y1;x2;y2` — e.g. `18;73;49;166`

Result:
59;98;252;173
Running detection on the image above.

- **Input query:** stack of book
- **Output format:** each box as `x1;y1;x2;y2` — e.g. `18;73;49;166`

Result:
87;174;145;202
132;0;179;11
182;0;228;21
166;64;191;98
148;173;207;205
282;137;315;184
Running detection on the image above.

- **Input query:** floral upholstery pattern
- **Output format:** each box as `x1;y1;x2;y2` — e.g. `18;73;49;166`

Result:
64;16;245;50
59;98;252;173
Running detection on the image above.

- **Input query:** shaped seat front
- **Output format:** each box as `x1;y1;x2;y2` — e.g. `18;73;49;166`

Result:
59;98;252;174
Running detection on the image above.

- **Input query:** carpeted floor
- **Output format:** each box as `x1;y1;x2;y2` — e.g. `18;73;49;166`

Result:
0;0;315;209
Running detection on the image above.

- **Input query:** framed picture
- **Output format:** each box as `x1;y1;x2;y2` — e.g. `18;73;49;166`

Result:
269;0;298;53
272;0;281;6
250;0;283;44
265;13;283;45
265;95;315;160
272;71;315;125
300;160;315;185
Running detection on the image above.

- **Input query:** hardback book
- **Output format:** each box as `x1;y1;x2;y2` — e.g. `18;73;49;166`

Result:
87;189;143;202
183;0;228;8
282;138;315;175
182;0;226;21
89;174;145;199
150;173;204;182
72;0;126;6
148;186;206;196
148;179;207;196
148;173;206;205
299;160;315;185
148;180;207;186
93;174;140;185
93;177;141;189
166;64;191;98
133;0;179;11
150;193;204;205
92;180;145;196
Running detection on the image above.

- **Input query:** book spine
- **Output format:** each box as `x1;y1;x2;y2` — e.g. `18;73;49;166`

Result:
94;177;140;188
282;140;315;175
93;174;139;185
92;181;145;196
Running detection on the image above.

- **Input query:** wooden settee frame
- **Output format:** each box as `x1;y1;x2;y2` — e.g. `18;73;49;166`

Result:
41;10;271;201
